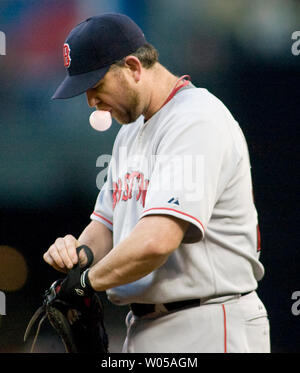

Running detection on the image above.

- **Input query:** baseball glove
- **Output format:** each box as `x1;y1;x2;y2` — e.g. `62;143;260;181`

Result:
24;245;109;353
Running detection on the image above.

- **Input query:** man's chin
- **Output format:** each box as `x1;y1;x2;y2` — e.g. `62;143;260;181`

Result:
114;118;130;125
113;114;136;125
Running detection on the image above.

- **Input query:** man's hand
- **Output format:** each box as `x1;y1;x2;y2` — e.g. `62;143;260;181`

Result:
25;245;109;353
57;266;95;306
43;235;88;273
56;245;95;306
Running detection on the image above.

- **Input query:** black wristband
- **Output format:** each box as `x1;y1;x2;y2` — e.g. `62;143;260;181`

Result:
76;245;94;269
80;268;94;292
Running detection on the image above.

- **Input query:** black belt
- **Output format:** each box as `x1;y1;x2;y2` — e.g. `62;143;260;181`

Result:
130;292;252;318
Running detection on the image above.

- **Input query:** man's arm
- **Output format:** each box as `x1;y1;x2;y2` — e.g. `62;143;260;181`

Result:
88;215;189;292
43;220;113;273
78;220;113;264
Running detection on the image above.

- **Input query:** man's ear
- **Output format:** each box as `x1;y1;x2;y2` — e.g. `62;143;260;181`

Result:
123;56;142;83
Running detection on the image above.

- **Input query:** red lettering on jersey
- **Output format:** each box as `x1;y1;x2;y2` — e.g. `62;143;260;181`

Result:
117;179;122;203
63;43;71;68
135;174;149;207
112;178;122;209
122;173;130;201
140;179;149;207
128;171;140;199
113;172;149;208
136;173;144;201
112;182;118;209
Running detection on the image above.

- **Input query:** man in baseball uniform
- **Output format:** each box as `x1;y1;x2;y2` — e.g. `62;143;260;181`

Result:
44;13;270;353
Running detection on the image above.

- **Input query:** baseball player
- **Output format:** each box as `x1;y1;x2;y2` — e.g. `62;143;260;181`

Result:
43;13;270;353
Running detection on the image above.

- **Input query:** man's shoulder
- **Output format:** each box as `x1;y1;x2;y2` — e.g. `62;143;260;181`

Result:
171;86;230;117
162;87;236;133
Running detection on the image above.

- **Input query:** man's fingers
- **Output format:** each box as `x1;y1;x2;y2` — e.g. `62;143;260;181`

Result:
46;242;68;269
64;235;80;265
43;251;68;273
43;235;83;272
54;237;75;269
78;248;88;268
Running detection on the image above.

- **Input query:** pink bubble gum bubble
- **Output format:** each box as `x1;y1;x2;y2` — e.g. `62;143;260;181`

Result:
89;110;112;131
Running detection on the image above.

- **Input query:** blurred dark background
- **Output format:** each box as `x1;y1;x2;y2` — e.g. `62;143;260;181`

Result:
0;0;299;353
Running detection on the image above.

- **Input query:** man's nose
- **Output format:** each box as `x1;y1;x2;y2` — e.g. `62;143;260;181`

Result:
86;89;100;108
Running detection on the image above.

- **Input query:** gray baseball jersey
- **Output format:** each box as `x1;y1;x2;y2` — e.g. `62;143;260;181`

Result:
91;83;264;305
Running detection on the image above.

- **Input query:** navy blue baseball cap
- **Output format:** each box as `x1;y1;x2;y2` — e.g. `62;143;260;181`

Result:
52;13;147;99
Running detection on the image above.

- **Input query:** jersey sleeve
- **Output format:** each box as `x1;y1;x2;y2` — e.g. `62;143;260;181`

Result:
140;115;237;243
90;162;114;231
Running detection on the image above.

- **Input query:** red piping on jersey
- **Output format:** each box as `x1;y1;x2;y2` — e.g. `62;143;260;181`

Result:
142;207;204;232
92;211;113;226
222;304;227;353
257;225;261;252
161;75;191;107
252;190;262;252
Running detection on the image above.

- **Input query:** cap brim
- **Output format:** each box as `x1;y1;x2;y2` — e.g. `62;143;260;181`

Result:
51;65;111;99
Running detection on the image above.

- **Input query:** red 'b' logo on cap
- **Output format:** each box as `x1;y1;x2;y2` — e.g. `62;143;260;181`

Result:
63;43;71;68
